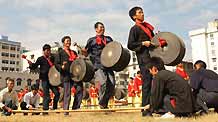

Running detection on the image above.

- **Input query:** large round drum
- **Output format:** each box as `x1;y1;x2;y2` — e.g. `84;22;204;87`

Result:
101;41;130;72
70;58;95;83
48;66;61;86
149;32;186;66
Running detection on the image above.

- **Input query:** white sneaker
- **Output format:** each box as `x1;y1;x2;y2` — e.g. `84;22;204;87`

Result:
160;112;175;119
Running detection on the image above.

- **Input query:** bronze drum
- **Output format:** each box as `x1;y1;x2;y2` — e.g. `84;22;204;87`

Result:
149;32;186;66
70;58;95;83
48;66;61;86
100;41;130;72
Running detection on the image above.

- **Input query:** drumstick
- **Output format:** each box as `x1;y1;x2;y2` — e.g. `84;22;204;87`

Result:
73;42;88;56
73;42;82;50
21;54;32;64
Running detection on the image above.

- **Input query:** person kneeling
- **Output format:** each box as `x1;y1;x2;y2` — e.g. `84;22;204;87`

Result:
145;57;195;118
20;84;40;115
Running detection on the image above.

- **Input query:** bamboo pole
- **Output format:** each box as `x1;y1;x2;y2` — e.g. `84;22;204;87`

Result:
12;106;149;113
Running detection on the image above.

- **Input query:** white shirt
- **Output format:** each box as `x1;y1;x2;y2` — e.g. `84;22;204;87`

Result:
23;92;40;108
0;87;19;109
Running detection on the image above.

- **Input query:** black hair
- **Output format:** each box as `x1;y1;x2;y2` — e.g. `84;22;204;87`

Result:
129;77;134;80
94;22;104;29
7;78;14;83
129;6;143;21
31;84;39;91
137;70;141;74
194;60;207;69
42;44;51;51
146;57;165;71
61;36;71;43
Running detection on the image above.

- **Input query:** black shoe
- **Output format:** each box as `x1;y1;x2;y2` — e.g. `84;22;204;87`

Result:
23;113;28;116
99;104;108;109
42;112;48;116
142;110;152;117
214;108;218;113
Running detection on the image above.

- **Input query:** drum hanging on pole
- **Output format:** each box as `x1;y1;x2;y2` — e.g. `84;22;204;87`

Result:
48;66;61;86
101;41;130;72
149;32;186;66
70;58;95;83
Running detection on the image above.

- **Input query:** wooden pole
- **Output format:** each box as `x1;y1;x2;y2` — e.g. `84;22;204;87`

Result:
12;106;149;113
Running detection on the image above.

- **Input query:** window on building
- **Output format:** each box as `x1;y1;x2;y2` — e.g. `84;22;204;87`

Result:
16;68;19;71
16;61;19;65
211;42;215;46
27;79;32;86
10;54;16;58
1;52;9;57
133;66;136;70
2;45;9;49
212;50;216;56
10;46;16;51
210;34;214;40
1;67;8;70
17;47;20;51
2;60;9;64
10;61;15;64
9;68;15;71
17;54;20;58
132;52;136;57
133;57;137;62
212;58;217;62
214;67;217;70
16;78;22;86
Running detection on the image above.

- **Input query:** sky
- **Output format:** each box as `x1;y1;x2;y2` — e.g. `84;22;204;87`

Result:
0;0;218;61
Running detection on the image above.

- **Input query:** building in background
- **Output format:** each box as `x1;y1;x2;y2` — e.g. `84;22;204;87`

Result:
0;35;22;72
189;19;218;73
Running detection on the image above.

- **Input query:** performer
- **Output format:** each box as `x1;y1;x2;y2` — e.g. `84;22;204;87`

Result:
190;60;218;114
134;71;142;102
175;62;189;80
55;36;83;115
28;44;60;114
82;22;116;109
89;83;99;109
17;89;25;103
128;77;136;107
128;6;155;116
0;79;18;116
146;57;195;118
20;84;40;115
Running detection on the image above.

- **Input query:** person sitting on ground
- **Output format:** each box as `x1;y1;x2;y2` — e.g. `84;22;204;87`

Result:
0;78;18;116
190;60;218;114
20;84;40;115
145;57;195;118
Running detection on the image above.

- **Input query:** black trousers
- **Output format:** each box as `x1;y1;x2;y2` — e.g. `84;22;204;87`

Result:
196;89;218;112
20;102;40;115
72;82;83;109
1;100;17;116
139;65;152;107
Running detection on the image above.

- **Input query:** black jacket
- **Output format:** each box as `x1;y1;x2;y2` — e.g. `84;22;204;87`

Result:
29;55;55;80
150;70;195;113
54;48;77;82
127;25;154;65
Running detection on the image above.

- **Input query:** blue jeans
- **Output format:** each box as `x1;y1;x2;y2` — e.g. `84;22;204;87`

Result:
41;80;60;110
94;69;115;108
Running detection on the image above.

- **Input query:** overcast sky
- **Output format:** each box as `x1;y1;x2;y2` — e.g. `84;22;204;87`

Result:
0;0;218;61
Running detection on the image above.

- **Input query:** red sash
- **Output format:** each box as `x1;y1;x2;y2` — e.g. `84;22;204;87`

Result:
96;35;106;45
64;48;77;61
135;22;154;40
44;56;53;67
